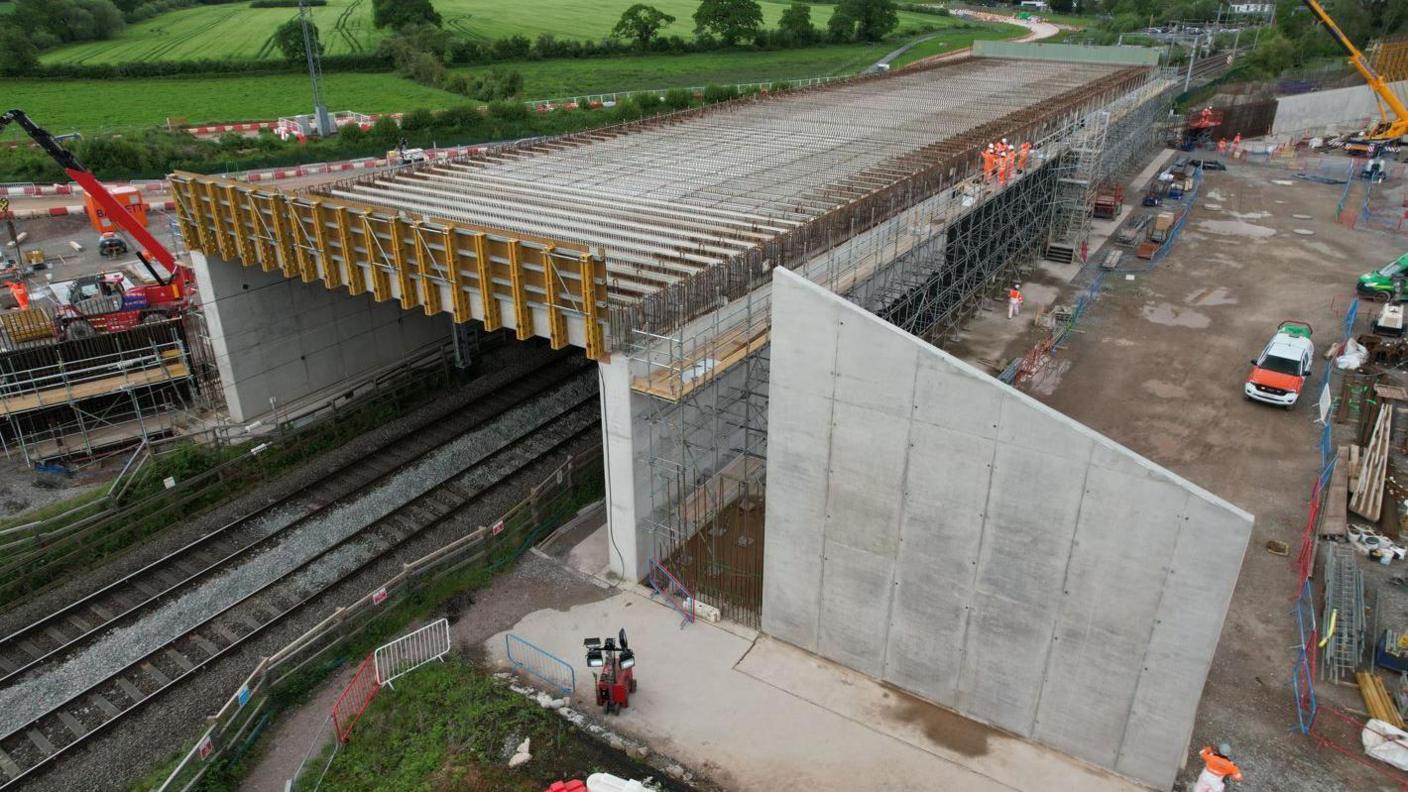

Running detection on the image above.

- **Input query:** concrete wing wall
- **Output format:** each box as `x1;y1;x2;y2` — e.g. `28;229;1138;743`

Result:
193;251;451;422
761;268;1252;790
1272;78;1408;135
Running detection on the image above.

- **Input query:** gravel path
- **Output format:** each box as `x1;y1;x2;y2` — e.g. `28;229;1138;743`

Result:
0;372;596;741
30;428;603;792
0;342;567;638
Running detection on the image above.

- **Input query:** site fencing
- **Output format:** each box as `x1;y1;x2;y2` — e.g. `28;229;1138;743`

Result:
374;618;451;688
155;446;604;792
331;653;381;743
506;633;576;696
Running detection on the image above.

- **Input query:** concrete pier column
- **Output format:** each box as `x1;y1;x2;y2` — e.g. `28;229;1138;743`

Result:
598;356;653;582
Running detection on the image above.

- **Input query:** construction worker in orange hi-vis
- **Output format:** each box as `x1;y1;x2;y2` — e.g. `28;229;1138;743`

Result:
1004;147;1016;180
1193;743;1243;792
1231;132;1242;152
1007;283;1023;319
1018;141;1032;172
982;144;997;184
997;152;1009;186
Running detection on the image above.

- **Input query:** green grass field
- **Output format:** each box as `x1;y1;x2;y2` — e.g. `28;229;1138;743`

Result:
462;43;891;99
4;72;461;133
41;0;960;63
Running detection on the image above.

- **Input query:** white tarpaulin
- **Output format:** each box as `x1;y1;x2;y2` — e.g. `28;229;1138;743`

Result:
1362;718;1408;771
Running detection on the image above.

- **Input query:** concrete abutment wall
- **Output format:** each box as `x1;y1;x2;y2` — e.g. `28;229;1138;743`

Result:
761;268;1252;790
192;251;451;422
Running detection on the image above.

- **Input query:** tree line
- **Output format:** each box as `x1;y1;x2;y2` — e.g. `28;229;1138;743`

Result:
3;0;917;78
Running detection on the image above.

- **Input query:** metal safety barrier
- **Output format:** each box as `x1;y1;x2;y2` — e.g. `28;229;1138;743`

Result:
374;617;450;688
648;559;696;626
505;633;575;696
330;653;380;743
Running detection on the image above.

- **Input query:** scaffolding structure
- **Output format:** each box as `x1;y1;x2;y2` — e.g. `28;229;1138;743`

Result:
0;329;194;463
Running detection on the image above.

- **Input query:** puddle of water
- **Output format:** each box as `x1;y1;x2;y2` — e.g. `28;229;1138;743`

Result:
1142;302;1212;328
1185;286;1237;306
1143;380;1190;399
1195;218;1277;238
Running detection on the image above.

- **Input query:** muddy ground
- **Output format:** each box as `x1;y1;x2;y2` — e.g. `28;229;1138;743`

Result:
953;159;1404;790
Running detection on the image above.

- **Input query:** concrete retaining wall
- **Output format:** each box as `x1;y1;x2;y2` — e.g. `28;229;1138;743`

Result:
1273;79;1408;135
761;268;1252;790
193;251;451;422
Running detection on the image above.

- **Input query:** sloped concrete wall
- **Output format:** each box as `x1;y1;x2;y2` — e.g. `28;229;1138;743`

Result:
761;268;1252;790
194;251;450;422
1272;79;1408;135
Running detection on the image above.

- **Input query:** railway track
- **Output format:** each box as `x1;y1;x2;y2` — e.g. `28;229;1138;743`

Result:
0;360;600;789
0;352;582;685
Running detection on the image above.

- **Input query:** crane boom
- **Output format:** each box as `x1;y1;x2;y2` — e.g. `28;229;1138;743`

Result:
1300;0;1408;142
0;108;180;283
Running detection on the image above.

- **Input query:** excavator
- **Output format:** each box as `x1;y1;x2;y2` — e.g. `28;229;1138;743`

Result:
0;109;194;339
1301;0;1408;155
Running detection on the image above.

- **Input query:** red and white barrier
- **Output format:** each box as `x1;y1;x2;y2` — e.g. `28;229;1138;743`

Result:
10;200;174;220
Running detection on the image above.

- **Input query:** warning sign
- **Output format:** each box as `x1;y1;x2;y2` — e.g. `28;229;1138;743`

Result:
237;685;251;708
491;520;505;536
197;735;214;761
372;587;388;605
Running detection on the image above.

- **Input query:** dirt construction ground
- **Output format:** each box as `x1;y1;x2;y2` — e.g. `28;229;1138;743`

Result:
957;160;1405;790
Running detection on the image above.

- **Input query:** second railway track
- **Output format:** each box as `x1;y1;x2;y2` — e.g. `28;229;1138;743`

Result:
0;357;600;789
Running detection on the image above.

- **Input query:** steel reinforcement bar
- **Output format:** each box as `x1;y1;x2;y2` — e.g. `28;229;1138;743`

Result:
167;173;611;361
607;65;1159;344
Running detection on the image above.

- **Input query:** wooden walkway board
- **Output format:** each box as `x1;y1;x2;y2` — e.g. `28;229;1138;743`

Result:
632;323;769;402
1322;446;1349;538
0;361;189;417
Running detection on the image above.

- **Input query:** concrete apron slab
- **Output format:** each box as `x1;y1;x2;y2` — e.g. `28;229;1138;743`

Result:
481;582;1146;792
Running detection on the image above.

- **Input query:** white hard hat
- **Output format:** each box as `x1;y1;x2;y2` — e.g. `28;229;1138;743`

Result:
1002;137;1008;143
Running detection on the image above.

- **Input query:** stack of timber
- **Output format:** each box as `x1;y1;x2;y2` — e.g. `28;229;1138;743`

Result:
1357;671;1406;729
1351;406;1393;523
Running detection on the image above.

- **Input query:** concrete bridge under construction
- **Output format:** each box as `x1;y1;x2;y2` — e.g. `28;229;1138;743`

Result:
170;43;1254;791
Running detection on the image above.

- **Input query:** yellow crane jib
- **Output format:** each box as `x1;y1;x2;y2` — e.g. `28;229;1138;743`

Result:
1301;0;1408;142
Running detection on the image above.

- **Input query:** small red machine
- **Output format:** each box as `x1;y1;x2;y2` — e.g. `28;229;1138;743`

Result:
584;629;636;715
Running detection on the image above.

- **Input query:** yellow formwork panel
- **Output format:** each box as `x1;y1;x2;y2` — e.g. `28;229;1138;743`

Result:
168;172;611;361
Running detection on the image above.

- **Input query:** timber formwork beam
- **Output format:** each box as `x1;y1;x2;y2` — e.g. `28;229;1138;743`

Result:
169;172;610;360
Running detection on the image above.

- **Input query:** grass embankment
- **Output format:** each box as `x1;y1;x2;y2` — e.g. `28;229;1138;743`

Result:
889;22;1025;69
41;0;959;63
315;658;679;792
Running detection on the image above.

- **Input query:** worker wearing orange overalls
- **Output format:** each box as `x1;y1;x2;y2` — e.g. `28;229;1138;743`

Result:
1193;744;1243;792
1007;283;1023;319
981;144;997;184
1018;141;1032;173
1231;132;1242;154
1004;146;1016;181
997;151;1010;187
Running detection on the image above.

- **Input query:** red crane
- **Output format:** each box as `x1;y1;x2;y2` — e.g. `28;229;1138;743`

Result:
0;108;194;338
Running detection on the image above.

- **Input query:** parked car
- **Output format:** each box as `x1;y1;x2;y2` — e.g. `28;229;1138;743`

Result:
1356;252;1408;301
1244;321;1314;408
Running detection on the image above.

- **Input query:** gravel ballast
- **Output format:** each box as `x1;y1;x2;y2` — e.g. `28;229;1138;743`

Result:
0;372;596;741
